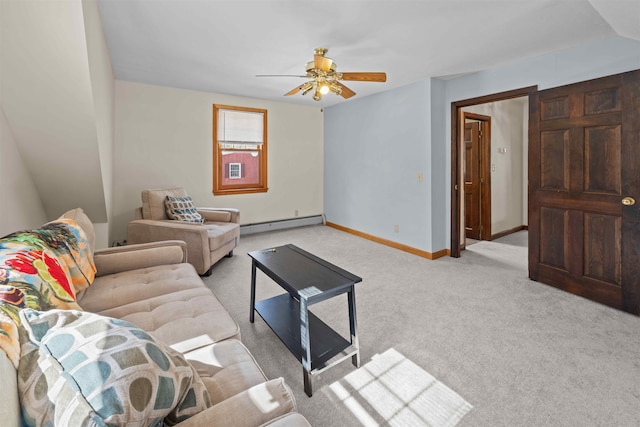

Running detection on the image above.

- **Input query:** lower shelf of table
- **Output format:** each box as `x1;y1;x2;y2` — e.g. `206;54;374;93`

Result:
254;293;357;373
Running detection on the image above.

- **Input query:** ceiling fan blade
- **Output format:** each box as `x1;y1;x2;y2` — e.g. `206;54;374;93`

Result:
336;82;356;99
340;72;387;82
256;74;307;78
314;54;334;72
284;84;305;96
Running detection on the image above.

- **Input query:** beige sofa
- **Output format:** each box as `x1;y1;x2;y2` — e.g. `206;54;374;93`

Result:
128;188;240;275
0;209;310;427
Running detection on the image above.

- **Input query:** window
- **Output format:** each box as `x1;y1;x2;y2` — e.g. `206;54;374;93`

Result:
213;104;268;195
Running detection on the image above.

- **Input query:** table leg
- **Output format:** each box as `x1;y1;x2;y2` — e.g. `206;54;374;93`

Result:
348;288;360;368
303;367;312;397
300;297;313;397
250;261;257;323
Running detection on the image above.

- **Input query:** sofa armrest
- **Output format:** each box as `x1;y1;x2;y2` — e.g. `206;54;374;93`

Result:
127;219;212;274
94;240;187;276
259;413;311;427
198;208;240;224
177;378;296;427
0;351;20;427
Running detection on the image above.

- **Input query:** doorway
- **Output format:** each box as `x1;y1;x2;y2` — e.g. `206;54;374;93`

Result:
450;70;640;315
451;86;537;257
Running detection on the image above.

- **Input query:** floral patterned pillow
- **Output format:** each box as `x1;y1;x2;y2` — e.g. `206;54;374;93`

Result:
0;232;80;367
0;285;41;365
41;219;96;293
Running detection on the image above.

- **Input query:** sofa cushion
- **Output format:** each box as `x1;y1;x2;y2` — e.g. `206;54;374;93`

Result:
18;309;211;426
206;222;240;249
142;187;188;220
90;287;241;354
78;264;204;311
165;196;205;223
77;264;240;353
180;379;297;427
183;340;268;405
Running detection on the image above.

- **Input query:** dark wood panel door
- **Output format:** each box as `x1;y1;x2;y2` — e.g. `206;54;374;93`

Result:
464;122;481;240
529;69;640;314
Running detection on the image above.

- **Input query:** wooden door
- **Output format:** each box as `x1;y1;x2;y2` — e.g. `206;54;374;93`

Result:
529;69;640;314
464;122;481;240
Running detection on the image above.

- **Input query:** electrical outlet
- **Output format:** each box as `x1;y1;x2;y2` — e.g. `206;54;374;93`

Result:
295;209;299;217
394;224;399;233
417;172;423;183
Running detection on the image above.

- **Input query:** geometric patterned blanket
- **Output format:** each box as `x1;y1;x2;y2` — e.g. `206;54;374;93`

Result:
0;218;95;367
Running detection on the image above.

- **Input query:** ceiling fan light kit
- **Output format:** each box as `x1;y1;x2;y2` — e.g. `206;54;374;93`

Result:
259;47;386;102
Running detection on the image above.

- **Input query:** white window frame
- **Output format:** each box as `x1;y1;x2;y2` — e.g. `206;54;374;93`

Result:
229;162;242;179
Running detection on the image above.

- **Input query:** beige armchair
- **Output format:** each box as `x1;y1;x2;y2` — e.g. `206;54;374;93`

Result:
127;188;240;275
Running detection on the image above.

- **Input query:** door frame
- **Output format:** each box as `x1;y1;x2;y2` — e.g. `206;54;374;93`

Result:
450;85;537;257
462;112;492;243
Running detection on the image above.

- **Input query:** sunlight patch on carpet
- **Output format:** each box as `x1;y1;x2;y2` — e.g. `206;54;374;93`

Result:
329;348;472;426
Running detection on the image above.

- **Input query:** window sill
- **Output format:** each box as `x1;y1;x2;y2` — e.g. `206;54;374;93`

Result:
213;187;269;196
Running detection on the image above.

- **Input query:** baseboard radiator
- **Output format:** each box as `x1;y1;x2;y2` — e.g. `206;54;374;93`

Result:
240;215;324;235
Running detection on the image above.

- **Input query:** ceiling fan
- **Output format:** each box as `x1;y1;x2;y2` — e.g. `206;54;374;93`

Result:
257;47;387;101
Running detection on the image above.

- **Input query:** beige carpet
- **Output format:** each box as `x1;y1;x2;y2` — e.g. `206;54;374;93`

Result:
204;225;640;426
329;347;472;426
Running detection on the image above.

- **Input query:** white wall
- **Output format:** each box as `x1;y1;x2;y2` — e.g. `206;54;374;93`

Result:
0;107;47;236
112;81;323;243
463;97;527;235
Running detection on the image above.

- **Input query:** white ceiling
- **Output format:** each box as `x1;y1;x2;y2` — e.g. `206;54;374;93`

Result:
99;0;640;107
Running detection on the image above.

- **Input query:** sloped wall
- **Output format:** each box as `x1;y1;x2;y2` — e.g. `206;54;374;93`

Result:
0;0;111;245
0;107;47;235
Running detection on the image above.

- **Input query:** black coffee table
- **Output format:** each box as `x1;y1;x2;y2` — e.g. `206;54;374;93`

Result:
248;244;362;396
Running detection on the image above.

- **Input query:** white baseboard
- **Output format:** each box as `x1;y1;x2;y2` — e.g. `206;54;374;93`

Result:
240;215;324;235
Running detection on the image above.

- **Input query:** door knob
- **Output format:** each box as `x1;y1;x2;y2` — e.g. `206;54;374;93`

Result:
622;197;636;206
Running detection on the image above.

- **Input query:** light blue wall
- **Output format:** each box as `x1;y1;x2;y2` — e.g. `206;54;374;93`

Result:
324;80;432;251
429;78;447;251
324;35;640;254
